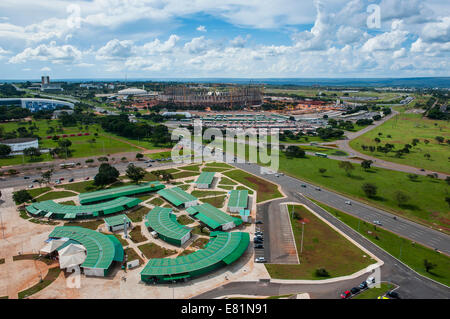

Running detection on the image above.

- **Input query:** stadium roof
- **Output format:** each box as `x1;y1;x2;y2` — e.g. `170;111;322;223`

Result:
195;172;216;185
48;226;123;270
157;187;197;207
228;190;249;209
145;206;191;241
140;231;249;278
26;197;142;219
186;203;238;229
104;214;132;227
79;182;164;204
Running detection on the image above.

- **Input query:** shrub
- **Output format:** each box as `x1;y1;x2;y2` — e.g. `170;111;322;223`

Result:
315;268;330;277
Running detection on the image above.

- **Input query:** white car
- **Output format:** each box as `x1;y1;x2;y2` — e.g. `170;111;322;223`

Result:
373;220;382;226
345;201;352;205
28;184;34;189
255;257;267;263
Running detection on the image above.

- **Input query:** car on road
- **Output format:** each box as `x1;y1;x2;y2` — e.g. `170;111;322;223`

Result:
28;184;34;189
55;180;61;184
255;220;263;224
149;159;155;162
69;178;74;182
147;164;153;167
60;178;65;181
32;179;39;183
255;257;267;263
345;201;352;205
315;187;321;191
420;168;425;172
340;291;351;299
386;291;400;299
85;177;90;180
254;244;264;249
350;287;360;295
24;176;30;180
275;174;279;177
373;220;382;226
301;184;307;188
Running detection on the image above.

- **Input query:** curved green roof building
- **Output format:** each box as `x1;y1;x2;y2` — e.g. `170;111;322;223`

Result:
140;231;249;283
145;206;191;246
48;226;124;277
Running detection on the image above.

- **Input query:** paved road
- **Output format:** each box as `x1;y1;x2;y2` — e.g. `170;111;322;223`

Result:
232;161;450;255
195;192;450;299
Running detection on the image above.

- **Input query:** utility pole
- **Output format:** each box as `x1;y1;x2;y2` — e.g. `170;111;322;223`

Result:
300;222;305;254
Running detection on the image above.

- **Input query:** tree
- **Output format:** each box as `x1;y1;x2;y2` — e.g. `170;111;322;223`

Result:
362;183;377;198
315;268;330;277
424;139;430;145
338;161;354;176
446;176;450;186
423;259;437;273
407;174;419;182
126;164;146;184
135;153;144;161
361;160;373;171
424;153;431;160
23;147;41;160
41;169;54;184
94;163;119;186
445;196;450;208
285;145;306;158
319;168;327;176
13;190;33;205
0;144;11;157
374;137;381;144
435;136;444;144
394;191;410;206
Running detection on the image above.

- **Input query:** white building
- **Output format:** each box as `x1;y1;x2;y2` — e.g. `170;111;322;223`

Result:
0;138;39;153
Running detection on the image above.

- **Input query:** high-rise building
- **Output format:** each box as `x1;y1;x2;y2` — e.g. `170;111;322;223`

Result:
41;76;50;85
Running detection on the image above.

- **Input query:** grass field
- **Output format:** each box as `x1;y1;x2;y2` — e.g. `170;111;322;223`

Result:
129;225;147;243
27;187;51;198
265;205;375;280
127;206;150;222
191;190;227;198
35;191;77;202
137;243;177;259
124;247;144;265
229;142;450;232
171;171;200;179
177;214;195;225
310;199;450;286
352;283;395;299
200;195;226;208
350;112;449;173
218;177;237;185
223;169;282;203
64;219;104;230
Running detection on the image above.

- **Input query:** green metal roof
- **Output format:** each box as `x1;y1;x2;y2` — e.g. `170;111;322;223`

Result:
186;203;236;230
79;182;165;204
228;190;248;209
104;214;132;227
140;232;249;277
195;172;216;185
157;187;197;207
146;207;191;242
28;197;142;219
48;226;123;270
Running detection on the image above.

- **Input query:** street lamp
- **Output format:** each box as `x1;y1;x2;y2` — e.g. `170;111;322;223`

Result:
300;222;305;255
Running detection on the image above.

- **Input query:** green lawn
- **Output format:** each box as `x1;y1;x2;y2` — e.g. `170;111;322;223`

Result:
59;200;76;206
218;177;237;185
201;167;231;172
35;191;77;202
171;171;200;179
137;243;177;259
129;225;147;243
126;206;150;222
205;162;234;168
353;283;395;299
310;199;450;286
177;214;195;225
223;169;282;203
64;219;104;230
148;197;165;206
179;164;202;172
350;112;450;174
124;248;144;266
28;187;51;198
200;195;226;208
265;205;375;280
56;180;98;193
191;190;227;198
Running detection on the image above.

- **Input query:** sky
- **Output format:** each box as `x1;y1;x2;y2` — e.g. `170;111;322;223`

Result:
0;0;449;80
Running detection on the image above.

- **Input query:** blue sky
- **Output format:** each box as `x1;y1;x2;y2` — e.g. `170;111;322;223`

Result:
0;0;449;79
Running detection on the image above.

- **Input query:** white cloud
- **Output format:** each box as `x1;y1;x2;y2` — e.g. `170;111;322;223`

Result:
184;36;211;54
96;39;135;60
196;25;207;32
9;41;82;64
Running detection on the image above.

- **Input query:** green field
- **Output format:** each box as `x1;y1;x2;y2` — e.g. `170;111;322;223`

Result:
310;199;450;286
227;142;450;232
223;169;282;203
350;112;449;174
265;205;375;280
35;191;77;201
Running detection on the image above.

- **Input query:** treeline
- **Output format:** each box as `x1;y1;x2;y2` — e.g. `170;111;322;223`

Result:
0;84;26;98
99;114;172;145
427;106;449;120
0;106;31;122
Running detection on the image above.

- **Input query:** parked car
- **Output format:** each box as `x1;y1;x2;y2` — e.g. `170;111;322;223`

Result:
366;276;376;286
59;178;65;181
340;291;351;299
377;296;389;299
275;174;280;177
255;257;267;263
255;220;263;224
373;220;382;226
147;164;153;167
386;291;400;299
254;244;264;249
350;287;360;295
28;184;34;189
85;177;90;180
69;178;74;182
255;231;264;236
55;180;61;184
359;281;368;290
24;176;30;180
149;159;155;162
